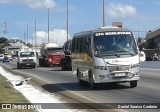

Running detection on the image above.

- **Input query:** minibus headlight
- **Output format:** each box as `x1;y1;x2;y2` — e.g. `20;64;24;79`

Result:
128;73;134;78
94;66;108;70
131;63;140;68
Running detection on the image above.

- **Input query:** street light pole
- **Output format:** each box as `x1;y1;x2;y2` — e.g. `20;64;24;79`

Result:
26;24;28;44
47;8;50;43
24;30;26;44
103;0;106;27
34;18;38;52
66;0;69;41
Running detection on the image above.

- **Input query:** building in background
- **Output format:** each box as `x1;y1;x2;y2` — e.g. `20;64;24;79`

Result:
4;39;30;57
146;28;160;49
144;28;160;61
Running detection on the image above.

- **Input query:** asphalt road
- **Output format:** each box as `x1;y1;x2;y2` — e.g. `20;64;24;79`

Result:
0;60;160;112
140;61;160;69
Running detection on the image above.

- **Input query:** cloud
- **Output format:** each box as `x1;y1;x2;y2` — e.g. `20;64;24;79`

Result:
107;3;136;18
33;29;70;46
0;0;56;9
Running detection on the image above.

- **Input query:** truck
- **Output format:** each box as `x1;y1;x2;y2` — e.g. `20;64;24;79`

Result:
17;50;36;69
38;43;64;67
60;40;72;70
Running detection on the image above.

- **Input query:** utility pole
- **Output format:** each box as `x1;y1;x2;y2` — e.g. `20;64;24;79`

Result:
44;6;52;43
34;18;38;52
66;0;69;41
26;24;28;44
3;21;8;39
46;8;51;43
24;30;26;44
103;0;106;27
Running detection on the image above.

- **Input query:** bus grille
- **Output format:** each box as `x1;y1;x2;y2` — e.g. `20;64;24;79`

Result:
108;65;129;72
22;59;33;62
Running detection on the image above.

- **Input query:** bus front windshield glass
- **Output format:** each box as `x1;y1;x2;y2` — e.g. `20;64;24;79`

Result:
94;32;138;57
20;52;35;57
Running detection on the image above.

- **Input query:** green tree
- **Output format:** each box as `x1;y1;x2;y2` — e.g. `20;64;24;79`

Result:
0;37;8;53
0;37;7;43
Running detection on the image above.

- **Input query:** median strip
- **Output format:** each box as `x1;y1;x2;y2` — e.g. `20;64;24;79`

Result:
0;74;34;112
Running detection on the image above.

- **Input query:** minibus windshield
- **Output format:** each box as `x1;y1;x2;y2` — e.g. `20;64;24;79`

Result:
94;32;138;57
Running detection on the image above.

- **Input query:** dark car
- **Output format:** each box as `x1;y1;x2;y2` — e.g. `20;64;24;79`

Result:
2;56;9;63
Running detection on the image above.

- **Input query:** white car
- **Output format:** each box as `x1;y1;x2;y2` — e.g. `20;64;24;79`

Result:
0;54;4;61
17;50;36;69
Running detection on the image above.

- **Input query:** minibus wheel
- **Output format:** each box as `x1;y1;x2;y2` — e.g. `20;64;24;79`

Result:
32;65;36;69
89;73;96;89
130;80;137;88
77;70;83;86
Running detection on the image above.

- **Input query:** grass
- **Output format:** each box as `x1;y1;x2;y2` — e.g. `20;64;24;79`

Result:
0;74;36;112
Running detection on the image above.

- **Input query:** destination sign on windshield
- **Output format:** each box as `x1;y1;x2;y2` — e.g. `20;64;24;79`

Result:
95;32;131;36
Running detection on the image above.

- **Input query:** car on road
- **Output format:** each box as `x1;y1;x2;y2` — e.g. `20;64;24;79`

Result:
4;53;12;61
17;50;37;69
0;54;4;61
2;56;9;63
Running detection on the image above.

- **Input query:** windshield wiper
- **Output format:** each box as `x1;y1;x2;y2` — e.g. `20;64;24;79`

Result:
114;52;120;57
98;51;120;57
116;50;134;56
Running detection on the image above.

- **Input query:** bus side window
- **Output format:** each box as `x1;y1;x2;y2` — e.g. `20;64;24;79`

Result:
85;37;92;57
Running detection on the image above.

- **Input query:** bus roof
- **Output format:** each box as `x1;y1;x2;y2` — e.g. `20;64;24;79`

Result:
73;27;132;37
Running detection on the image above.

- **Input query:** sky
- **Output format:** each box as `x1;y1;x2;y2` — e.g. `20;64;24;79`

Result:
0;0;160;46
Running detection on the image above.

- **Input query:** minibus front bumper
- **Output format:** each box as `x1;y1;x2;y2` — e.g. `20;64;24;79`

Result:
93;70;140;83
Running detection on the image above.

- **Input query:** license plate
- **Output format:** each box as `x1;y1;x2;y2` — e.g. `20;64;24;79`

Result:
26;64;30;65
115;73;125;77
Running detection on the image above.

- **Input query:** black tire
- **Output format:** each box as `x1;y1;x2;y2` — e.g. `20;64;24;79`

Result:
17;65;21;69
61;60;65;70
130;81;137;88
89;72;96;89
17;63;21;69
62;66;65;71
39;60;42;67
32;65;36;68
77;70;83;86
61;64;66;71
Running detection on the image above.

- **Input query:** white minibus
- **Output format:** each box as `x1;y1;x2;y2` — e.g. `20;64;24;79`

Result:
72;27;140;89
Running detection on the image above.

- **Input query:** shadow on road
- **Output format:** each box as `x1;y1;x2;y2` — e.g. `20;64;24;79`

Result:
49;69;72;71
12;67;35;69
41;82;131;93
